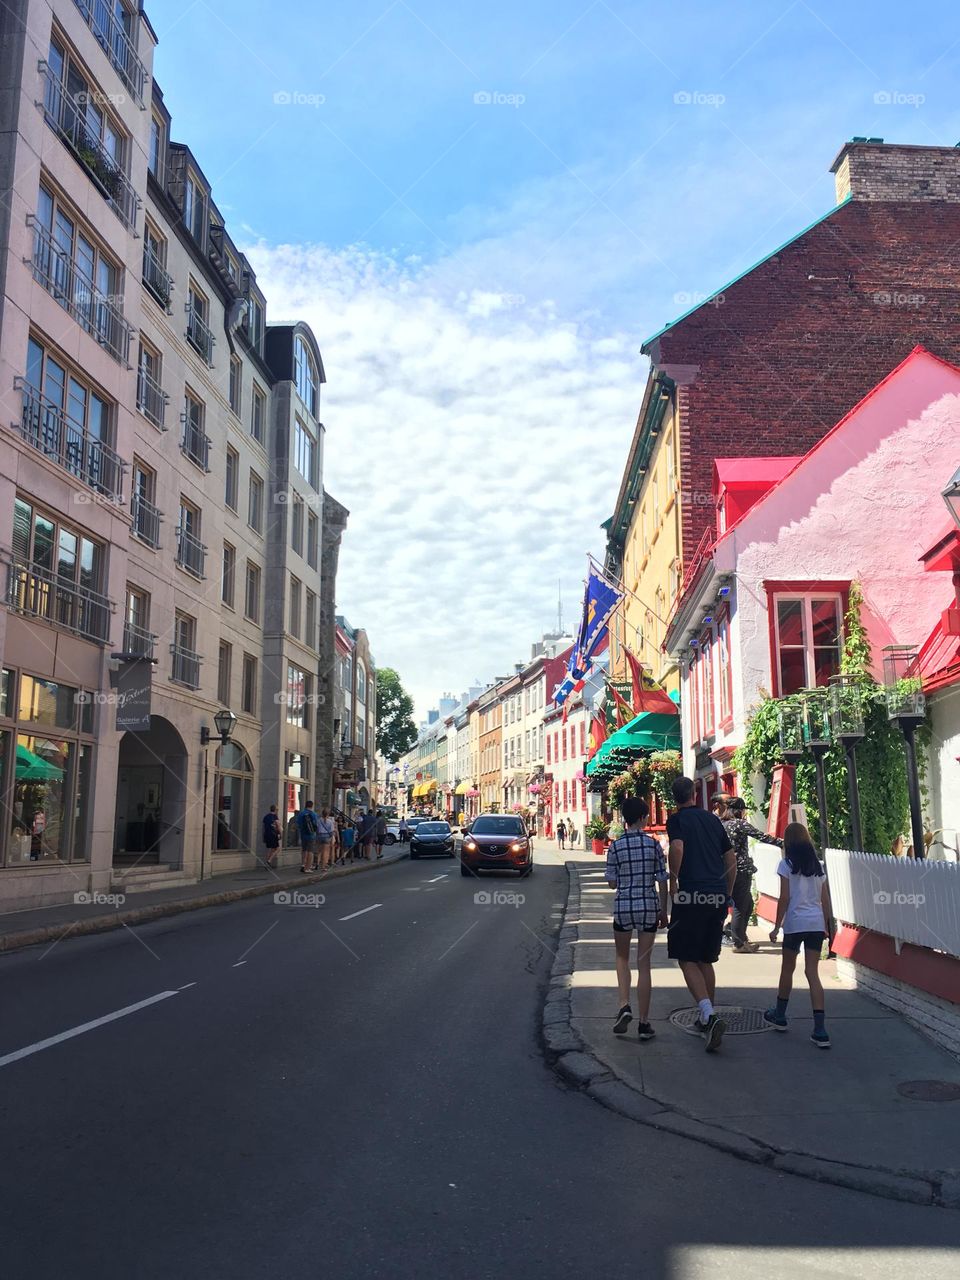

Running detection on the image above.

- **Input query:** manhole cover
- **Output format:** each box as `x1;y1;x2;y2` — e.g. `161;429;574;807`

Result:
896;1079;960;1102
669;1005;776;1036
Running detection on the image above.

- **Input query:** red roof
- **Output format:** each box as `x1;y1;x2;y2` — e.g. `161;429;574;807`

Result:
920;527;960;574
918;616;960;692
714;456;802;491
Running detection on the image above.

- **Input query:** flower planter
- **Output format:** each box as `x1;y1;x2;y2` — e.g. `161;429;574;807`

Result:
591;837;607;856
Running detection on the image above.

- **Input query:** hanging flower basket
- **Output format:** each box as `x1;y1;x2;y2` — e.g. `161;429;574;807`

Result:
528;783;542;794
649;750;683;805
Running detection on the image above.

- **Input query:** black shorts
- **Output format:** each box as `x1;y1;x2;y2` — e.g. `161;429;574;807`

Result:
667;901;728;963
783;930;826;953
613;920;658;934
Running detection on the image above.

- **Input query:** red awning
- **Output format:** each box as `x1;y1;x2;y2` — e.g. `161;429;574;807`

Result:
713;456;802;491
917;615;960;693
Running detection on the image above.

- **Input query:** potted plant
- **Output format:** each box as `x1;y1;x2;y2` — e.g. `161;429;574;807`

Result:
585;814;610;856
649;750;683;806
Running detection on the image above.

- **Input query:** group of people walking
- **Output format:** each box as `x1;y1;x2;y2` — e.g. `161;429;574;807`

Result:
260;802;390;873
604;776;833;1051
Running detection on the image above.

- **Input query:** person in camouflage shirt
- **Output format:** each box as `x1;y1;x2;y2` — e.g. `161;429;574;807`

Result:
722;796;783;952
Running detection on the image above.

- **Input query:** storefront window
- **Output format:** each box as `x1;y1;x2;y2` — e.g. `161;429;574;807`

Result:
18;675;78;730
214;742;253;852
284;751;309;845
11;733;73;864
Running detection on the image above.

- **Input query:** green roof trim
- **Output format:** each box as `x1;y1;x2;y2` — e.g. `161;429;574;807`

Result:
608;371;673;550
641;194;852;352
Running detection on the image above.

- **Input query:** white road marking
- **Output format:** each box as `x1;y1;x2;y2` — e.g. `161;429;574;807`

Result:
425;875;448;883
339;904;382;921
403;887;422;892
232;961;246;968
0;990;180;1069
178;982;197;990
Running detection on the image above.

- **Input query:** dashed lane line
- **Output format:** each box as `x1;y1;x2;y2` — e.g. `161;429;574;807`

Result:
339;904;382;922
0;990;181;1069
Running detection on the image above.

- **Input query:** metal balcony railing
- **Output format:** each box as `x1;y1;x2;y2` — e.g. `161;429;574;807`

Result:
16;379;124;502
176;527;206;579
171;644;201;689
186;305;215;365
180;417;210;471
130;492;161;548
122;619;157;659
142;243;174;311
30;221;132;366
6;559;112;644
41;66;140;233
72;0;147;107
136;365;167;430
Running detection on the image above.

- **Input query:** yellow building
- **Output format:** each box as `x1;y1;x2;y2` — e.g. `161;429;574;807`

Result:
605;371;682;697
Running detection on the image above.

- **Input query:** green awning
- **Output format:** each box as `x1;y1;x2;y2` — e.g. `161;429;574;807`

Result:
15;742;64;782
586;709;681;777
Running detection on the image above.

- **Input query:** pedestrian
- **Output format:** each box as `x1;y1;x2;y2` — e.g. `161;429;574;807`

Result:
557;819;567;851
709;794;730;818
314;807;336;872
375;809;387;859
723;796;783;953
296;800;320;873
399;815;409;844
359;809;377;861
764;823;833;1047
606;796;669;1041
341;817;356;863
666;776;737;1052
568;820;578;847
261;803;281;870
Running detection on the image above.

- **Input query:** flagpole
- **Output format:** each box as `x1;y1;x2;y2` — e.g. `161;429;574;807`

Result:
587;552;674;630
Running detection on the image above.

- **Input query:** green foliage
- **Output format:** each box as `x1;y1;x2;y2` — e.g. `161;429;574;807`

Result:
585;815;610;840
375;668;417;761
648;750;683;805
733;583;917;853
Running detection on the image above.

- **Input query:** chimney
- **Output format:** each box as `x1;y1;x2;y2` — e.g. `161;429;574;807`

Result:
830;138;960;204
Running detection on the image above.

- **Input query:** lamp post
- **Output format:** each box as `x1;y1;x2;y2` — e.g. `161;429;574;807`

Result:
883;646;927;860
200;709;238;882
828;674;866;851
942;463;960;529
777;700;804;803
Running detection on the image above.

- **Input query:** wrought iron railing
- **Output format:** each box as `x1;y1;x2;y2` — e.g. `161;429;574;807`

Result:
136;364;167;430
171;644;201;689
130;492;161;548
72;0;147;106
142;243;174;310
176;527;206;579
6;559;112;643
186;305;215;365
180;417;210;471
122;619;157;658
41;65;139;232
15;379;124;502
30;221;132;365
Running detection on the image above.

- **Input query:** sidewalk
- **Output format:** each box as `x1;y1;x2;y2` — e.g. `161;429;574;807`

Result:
544;856;960;1209
0;847;408;954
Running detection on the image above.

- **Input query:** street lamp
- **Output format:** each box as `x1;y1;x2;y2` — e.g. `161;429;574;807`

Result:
200;709;238;881
883;645;927;860
828;675;866;851
801;688;832;855
777;699;804;805
942;464;960;530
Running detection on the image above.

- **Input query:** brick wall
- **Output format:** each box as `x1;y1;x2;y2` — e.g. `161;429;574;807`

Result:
646;198;960;557
833;141;960;204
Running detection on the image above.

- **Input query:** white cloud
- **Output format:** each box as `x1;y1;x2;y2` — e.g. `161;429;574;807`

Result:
245;240;639;717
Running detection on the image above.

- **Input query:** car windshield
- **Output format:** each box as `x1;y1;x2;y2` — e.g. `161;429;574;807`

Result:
417;823;450;835
471;816;525;835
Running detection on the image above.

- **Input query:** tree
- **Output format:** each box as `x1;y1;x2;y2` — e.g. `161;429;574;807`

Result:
376;668;417;760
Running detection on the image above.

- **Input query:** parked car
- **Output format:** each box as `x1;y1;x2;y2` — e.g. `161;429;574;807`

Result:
384;822;401;845
410;821;456;859
460;813;533;877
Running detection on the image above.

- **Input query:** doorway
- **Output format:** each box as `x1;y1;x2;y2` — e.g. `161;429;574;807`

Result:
113;717;187;868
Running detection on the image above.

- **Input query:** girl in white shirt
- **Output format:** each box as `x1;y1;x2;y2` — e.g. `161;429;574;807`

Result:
764;823;833;1048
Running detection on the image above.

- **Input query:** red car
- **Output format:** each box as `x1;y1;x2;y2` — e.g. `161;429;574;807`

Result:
460;814;533;878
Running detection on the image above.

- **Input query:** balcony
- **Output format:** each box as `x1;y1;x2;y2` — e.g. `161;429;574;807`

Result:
176;527;206;579
122;619;157;659
142;244;174;311
180;418;210;471
16;379;124;502
136;365;168;430
171;644;201;689
72;0;147;107
41;66;140;233
130;493;161;548
30;222;133;366
6;559;112;644
186;305;215;365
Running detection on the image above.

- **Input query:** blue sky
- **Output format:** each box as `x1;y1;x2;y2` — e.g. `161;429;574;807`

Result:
153;0;960;716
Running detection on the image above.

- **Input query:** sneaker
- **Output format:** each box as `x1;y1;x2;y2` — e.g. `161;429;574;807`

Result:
763;1008;788;1031
703;1013;726;1052
810;1028;832;1049
733;941;760;953
637;1022;656;1041
613;1005;632;1035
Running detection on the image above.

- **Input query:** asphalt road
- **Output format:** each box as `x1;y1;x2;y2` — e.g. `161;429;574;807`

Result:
0;846;957;1279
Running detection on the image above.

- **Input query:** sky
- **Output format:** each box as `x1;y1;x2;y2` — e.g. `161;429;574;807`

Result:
151;0;960;717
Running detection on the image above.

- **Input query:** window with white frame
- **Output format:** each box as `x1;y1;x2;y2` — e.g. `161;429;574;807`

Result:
772;592;844;696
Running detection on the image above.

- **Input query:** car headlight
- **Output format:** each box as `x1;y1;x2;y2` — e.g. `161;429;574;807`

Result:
464;839;477;851
510;842;524;852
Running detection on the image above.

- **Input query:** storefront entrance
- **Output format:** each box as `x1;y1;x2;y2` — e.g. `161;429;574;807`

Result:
114;718;187;867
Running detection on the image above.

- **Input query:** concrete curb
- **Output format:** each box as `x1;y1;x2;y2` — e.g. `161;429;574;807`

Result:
0;851;409;954
541;860;957;1211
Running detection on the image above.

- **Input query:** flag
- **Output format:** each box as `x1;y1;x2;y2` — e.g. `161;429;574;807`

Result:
569;570;623;682
608;680;634;728
589;712;607;755
624;649;677;716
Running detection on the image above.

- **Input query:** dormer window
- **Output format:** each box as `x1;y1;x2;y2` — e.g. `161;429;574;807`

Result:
294;335;318;416
184;171;206;245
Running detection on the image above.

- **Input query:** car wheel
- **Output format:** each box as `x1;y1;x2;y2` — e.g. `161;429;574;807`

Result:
385;833;397;845
410;849;419;860
460;863;472;878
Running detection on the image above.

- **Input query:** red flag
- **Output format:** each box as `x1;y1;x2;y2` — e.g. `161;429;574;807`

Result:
625;649;677;716
589;712;607;755
609;682;633;728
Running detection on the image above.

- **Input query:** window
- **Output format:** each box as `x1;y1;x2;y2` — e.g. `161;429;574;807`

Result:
182;389;209;469
214;742;253;852
148;114;164;179
562;728;567;760
546;734;552;765
305;591;317;649
218;641;232;706
666;434;675;495
286;664;310;728
186;283;213;364
244;295;265;353
241;653;258;716
176;498;204;578
245;562;261;624
219;547;235;612
291;494;304;555
123;585;153;657
224;446;239;511
294;335;319;415
652;475;660;531
307;512;319;569
357;666;366;706
136;340;165;429
293;419;316;486
718;609;733;725
251;383;266;444
143;221;171;309
248;472;263;533
172;612;199;688
357;718;365;748
289;576;302;639
184;171;206;245
130;459;160;548
773;593;844;696
700;630;715;738
580;722;586;756
9;497;108;642
229;355;242;416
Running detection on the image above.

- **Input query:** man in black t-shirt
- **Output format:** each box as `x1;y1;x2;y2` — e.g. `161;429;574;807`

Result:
666;776;736;1053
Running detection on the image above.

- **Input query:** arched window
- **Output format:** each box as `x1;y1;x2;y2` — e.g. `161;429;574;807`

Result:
294;336;318;417
214;742;253;852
